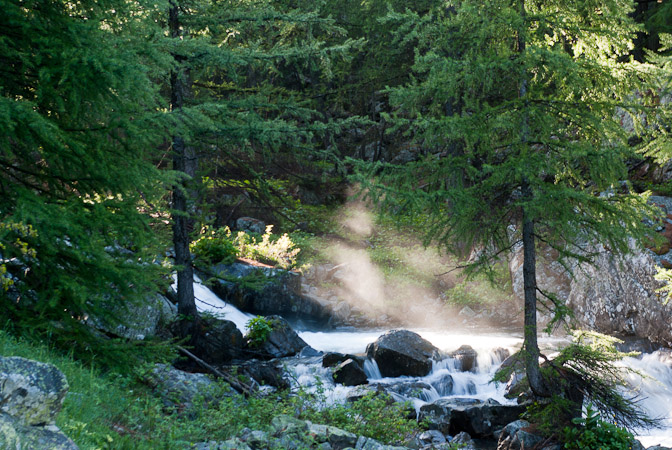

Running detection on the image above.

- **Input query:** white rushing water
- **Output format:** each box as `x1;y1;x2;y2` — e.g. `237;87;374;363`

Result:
172;274;255;332
181;275;672;446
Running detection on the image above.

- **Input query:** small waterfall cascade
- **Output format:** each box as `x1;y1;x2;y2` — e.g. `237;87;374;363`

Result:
622;351;672;447
171;274;255;332
169;277;672;443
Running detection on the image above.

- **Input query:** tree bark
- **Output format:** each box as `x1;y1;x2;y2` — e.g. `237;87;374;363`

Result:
521;180;549;397
518;0;548;398
170;0;200;343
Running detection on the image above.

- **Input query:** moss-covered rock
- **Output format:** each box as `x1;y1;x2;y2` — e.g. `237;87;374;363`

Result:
0;356;69;426
0;411;78;449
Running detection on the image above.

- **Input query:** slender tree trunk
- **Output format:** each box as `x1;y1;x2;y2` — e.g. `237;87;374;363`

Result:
518;0;548;398
170;0;200;343
521;180;548;397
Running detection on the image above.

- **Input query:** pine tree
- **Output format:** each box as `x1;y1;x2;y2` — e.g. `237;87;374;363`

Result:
164;0;355;345
0;0;171;351
361;0;663;397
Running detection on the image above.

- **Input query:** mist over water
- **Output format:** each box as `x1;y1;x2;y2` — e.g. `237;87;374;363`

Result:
174;201;672;446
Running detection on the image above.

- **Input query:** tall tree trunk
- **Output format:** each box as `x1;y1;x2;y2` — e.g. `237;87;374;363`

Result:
170;0;200;343
518;0;548;398
521;180;549;397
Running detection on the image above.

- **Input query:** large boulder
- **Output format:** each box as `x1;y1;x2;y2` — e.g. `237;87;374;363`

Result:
147;364;230;410
90;293;177;340
246;315;309;359
366;330;440;377
496;420;545;450
448;345;478;372
0;357;77;449
509;239;672;347
332;359;368;386
202;263;331;324
0;357;69;426
0;413;78;450
419;398;526;438
194;317;244;364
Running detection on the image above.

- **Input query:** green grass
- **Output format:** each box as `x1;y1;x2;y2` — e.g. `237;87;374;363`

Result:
0;330;423;449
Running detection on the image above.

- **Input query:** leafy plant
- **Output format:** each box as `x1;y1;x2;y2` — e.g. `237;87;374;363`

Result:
245;316;277;347
190;227;238;265
562;403;636;450
234;225;300;269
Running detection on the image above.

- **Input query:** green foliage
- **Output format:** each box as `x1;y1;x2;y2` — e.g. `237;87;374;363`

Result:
523;395;578;437
190;227;239;265
245;316;277;348
297;389;418;445
0;328;422;449
234;225;301;269
562;404;636;450
0;0;172;352
192;225;301;269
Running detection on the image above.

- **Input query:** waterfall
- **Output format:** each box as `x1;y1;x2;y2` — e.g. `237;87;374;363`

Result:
173;276;672;444
172;274;255;332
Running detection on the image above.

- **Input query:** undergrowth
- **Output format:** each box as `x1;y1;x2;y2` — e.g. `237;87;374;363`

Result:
0;330;423;449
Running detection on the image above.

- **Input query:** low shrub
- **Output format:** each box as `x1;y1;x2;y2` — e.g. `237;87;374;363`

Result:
562;403;636;450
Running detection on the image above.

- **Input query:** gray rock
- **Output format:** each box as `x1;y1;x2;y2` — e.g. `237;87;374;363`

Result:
366;330;440;378
0;356;69;426
509;239;672;346
496;420;544;450
249;315;309;359
148;364;220;409
0;413;78;450
452;432;476;450
418;430;446;445
308;422;358;448
236;217;266;235
90;293;176;340
205;263;331;323
448;345;478;372
419;398;527;438
270;414;309;436
195;316;243;364
333;359;368;386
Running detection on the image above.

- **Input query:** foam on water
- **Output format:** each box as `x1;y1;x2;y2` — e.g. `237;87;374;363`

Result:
171;274;255;332
176;276;672;444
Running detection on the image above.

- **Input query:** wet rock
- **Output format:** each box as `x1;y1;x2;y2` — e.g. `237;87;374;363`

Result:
247;315;309;359
449;345;478;372
0;413;78;450
431;374;454;396
299;346;323;358
381;380;436;400
194;316;243;364
0;356;69;426
366;330;440;377
323;352;357;368
419;398;527;438
333;359;368;386
204;263;331;324
238;360;290;389
496;420;544;450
